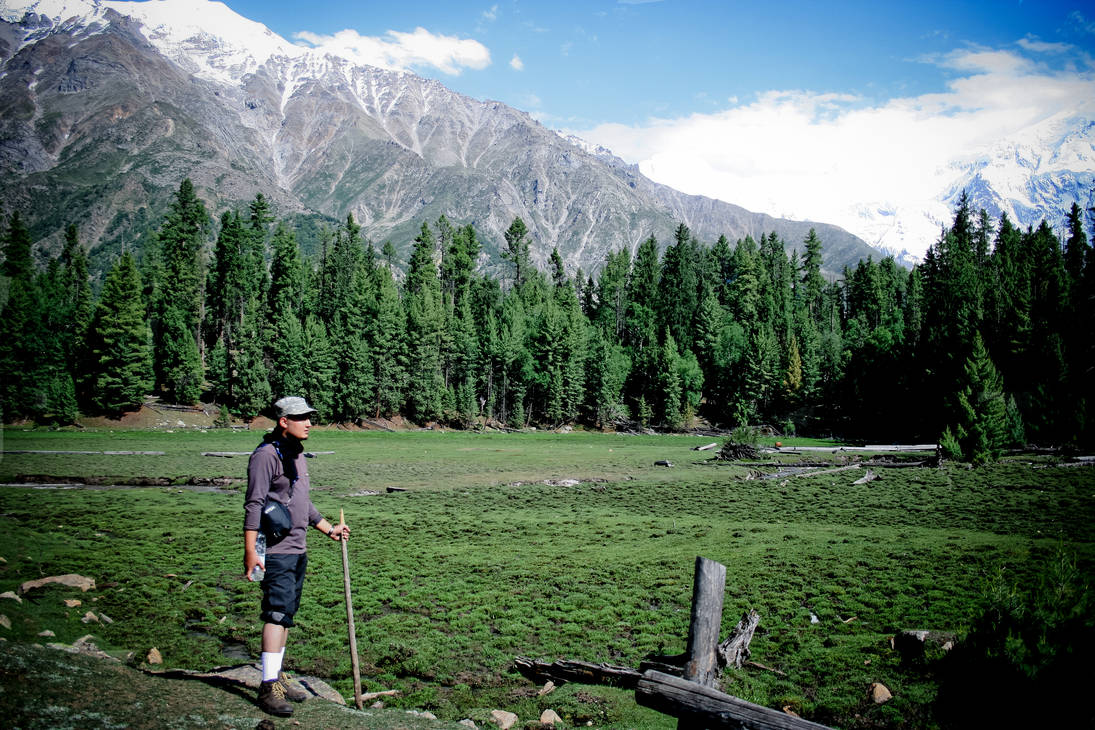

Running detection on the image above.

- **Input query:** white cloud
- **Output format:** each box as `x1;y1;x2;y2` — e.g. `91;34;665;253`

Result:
510;53;524;71
294;27;490;75
1017;35;1072;54
569;47;1095;258
482;4;499;22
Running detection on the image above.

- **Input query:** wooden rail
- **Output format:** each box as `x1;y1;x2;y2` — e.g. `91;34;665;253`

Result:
638;670;833;730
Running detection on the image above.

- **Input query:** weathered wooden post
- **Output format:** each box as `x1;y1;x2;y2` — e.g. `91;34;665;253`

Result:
340;508;363;709
678;556;727;728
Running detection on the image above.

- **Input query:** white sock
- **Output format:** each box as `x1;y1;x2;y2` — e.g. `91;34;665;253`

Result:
261;650;283;682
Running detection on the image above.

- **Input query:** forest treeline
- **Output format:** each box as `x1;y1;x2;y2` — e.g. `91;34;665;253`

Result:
2;179;1093;459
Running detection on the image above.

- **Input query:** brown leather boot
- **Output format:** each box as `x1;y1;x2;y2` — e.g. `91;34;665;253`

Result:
278;671;309;702
257;679;293;716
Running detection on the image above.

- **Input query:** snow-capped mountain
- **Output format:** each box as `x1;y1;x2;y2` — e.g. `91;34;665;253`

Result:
840;110;1094;266
0;0;882;278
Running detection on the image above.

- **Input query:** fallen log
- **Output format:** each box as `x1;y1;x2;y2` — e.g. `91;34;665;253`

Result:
636;670;833;730
514;657;644;688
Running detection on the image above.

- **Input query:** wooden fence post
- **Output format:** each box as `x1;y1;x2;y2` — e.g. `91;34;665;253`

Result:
679;556;727;728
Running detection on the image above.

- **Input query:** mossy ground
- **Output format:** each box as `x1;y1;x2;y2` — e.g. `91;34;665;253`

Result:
1;428;1092;728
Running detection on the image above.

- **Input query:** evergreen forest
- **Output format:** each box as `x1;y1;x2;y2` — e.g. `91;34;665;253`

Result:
3;180;1093;461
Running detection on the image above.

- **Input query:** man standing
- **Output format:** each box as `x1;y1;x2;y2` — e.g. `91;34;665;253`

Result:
244;396;349;716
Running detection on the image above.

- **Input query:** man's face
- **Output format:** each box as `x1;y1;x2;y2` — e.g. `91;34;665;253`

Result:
280;414;311;440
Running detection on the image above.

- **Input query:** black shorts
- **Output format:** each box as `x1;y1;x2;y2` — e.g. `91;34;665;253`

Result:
261;552;308;627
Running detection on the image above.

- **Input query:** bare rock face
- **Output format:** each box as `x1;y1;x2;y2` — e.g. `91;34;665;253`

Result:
19;574;96;594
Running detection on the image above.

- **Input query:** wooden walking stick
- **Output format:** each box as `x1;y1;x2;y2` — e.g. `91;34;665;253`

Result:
339;508;363;709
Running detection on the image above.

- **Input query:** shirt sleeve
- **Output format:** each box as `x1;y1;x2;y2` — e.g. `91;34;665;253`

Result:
243;447;276;531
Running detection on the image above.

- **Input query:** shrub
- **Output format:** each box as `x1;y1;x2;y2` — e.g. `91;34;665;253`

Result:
934;548;1095;727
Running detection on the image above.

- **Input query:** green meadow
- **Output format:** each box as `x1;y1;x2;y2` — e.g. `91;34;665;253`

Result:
1;428;1092;728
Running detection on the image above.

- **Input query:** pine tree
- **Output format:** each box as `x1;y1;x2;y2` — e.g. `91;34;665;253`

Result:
585;327;631;427
300;315;336;420
404;222;445;422
327;215;374;422
502;217;531;289
950;333;1008;464
0;276;37;418
801;228;826;318
154;179;209;403
2;211;34;281
657;223;699;352
85;253;154;413
60;225;94;361
657;330;684;430
368;263;408;417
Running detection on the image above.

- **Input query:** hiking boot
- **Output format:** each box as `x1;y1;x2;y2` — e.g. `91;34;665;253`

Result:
278;671;309;702
257;678;293;716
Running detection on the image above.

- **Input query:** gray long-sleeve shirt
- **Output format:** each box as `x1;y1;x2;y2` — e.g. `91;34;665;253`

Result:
244;440;323;555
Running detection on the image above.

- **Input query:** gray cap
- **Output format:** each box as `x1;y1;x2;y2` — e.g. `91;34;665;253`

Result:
274;396;317;419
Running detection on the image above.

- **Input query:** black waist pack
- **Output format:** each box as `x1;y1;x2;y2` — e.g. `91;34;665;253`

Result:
261;498;292;542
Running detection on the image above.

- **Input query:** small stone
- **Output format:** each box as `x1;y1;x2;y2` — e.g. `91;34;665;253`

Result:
0;614;10;629
38;630;56;637
459;721;478;729
0;591;21;604
370;701;384;709
19;574;96;594
81;611;99;624
540;709;563;726
147;647;163;664
490;710;518;729
869;682;892;704
538;680;556;696
98;612;114;625
64;599;82;608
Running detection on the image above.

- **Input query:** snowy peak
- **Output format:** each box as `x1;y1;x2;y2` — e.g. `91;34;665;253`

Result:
2;0;304;83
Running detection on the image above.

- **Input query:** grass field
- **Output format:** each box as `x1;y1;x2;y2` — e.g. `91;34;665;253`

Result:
1;427;1092;728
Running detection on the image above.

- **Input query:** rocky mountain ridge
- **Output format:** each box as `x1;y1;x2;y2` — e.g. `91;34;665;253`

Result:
0;0;878;278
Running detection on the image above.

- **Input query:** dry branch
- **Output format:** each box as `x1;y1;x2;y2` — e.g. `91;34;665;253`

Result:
718;609;760;669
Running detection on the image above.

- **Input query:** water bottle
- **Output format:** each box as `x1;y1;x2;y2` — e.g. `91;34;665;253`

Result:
251;532;266;581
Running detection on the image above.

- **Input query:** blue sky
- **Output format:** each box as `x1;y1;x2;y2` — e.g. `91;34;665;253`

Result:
217;0;1094;128
116;0;1095;255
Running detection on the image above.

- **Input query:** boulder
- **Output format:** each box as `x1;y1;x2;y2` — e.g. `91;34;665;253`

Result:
19;574;96;594
538;680;556;696
490;710;518;729
38;630;56;637
869;682;892;704
540;709;563;726
64;599;82;608
0;591;21;604
81;611;99;624
146;647;163;664
0;614;9;629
